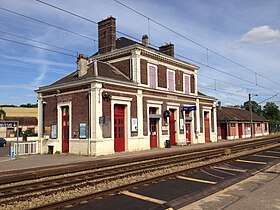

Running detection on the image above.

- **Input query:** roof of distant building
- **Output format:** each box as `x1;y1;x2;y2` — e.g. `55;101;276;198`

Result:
4;117;38;126
217;106;268;122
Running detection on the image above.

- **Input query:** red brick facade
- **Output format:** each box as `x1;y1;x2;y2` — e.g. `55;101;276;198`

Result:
111;59;131;79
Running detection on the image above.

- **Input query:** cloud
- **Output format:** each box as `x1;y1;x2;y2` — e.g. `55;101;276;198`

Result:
239;25;280;45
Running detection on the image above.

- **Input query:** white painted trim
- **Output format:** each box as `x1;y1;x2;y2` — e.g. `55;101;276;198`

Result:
202;108;211;135
167;69;175;92
37;93;43;154
167;105;180;144
166;102;181;106
140;55;196;74
137;90;144;137
183;74;191;94
147;103;162;148
111;96;133;101
183;103;196;144
111;97;131;152
57;101;72;152
146;100;164;105
147;63;158;89
107;56;132;63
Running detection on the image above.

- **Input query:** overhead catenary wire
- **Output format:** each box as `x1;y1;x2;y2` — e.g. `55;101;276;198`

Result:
0;30;76;53
0;6;97;42
113;0;280;88
34;0;280;97
0;37;76;57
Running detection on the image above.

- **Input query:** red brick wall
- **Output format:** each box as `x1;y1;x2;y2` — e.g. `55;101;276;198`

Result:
141;59;148;85
175;70;183;91
43;96;57;135
71;92;89;139
111;59;131;79
102;91;137;138
158;64;167;88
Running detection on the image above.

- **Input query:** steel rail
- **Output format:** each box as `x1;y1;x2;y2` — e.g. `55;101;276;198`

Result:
28;142;280;210
1;136;279;208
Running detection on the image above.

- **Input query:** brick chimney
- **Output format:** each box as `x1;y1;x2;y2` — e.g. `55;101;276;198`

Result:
77;53;88;77
159;43;174;57
98;16;116;54
142;35;148;47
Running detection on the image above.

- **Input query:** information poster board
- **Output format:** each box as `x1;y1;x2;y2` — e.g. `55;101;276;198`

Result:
51;124;57;139
79;123;86;139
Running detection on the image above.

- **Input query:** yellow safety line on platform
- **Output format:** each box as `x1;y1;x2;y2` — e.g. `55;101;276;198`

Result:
267;150;280;154
121;190;166;205
254;154;279;159
213;166;247;172
176;175;217;184
236;159;266;165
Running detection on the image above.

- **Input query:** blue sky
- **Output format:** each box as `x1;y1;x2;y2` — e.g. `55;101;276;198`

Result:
0;0;280;107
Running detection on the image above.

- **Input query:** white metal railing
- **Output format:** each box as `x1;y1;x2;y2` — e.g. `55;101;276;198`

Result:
13;141;38;155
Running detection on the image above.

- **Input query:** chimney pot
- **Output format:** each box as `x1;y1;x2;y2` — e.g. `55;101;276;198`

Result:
142;34;148;47
77;53;88;77
159;43;174;57
98;16;116;54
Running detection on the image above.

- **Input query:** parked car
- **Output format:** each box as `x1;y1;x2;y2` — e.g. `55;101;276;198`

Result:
0;138;7;147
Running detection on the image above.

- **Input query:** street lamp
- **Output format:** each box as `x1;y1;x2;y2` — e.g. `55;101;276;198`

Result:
249;93;258;138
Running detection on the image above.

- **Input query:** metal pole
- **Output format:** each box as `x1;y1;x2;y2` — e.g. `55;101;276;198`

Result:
249;94;253;138
16;121;19;155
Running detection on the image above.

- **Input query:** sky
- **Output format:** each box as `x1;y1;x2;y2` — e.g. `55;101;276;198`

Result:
0;0;280;107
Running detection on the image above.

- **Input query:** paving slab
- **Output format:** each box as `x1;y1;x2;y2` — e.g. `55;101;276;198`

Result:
180;162;280;210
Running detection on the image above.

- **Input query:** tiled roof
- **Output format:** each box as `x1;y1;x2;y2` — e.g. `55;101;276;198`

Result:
116;37;138;49
48;61;132;87
217;106;268;122
4;117;38;126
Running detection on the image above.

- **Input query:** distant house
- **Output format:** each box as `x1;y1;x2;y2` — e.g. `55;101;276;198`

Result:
217;105;269;140
0;107;38;138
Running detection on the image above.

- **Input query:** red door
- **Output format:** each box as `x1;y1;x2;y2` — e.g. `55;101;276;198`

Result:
238;124;243;139
221;123;227;139
169;110;176;145
185;111;191;144
62;106;69;153
186;124;191;145
114;105;125;152
150;119;157;148
204;112;211;143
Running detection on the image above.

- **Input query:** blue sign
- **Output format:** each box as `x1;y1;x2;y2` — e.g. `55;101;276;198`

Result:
0;121;18;127
182;106;197;111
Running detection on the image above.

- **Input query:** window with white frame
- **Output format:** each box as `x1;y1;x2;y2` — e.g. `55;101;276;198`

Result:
184;74;190;94
149;64;157;89
167;70;175;92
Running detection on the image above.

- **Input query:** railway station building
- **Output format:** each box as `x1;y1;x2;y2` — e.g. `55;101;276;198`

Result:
217;105;269;140
36;16;217;156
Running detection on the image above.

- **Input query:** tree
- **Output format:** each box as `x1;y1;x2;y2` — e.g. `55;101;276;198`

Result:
243;100;262;115
263;102;280;120
263;102;280;133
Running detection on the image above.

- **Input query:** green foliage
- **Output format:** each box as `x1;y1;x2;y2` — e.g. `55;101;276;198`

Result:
20;103;38;108
243;100;262;115
242;101;280;133
263;102;280;120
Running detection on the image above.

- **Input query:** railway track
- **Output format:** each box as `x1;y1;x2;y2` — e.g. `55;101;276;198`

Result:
1;136;280;210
